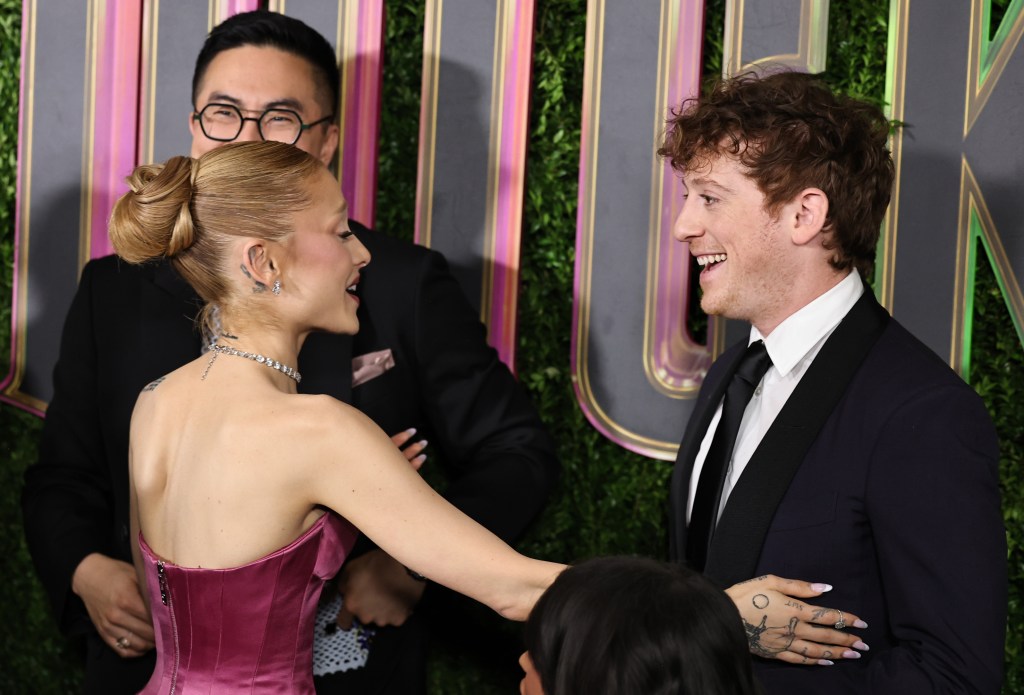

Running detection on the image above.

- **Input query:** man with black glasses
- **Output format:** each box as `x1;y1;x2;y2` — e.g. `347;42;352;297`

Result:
193;102;335;146
23;11;558;694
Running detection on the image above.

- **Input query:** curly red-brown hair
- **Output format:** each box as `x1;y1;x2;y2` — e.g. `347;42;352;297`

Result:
658;71;893;275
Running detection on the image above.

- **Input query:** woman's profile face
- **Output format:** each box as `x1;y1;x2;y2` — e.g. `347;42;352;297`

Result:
280;168;370;335
519;652;545;695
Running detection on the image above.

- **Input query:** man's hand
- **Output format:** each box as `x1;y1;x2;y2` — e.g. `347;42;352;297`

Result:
71;553;155;658
726;574;870;665
334;550;427;628
390;428;427;471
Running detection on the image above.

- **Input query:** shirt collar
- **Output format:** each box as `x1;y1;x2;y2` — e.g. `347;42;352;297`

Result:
749;271;864;377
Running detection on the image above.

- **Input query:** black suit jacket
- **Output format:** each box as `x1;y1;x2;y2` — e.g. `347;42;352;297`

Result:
670;292;1007;694
22;222;558;689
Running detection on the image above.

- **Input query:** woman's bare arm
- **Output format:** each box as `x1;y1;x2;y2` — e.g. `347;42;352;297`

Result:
298;397;563;621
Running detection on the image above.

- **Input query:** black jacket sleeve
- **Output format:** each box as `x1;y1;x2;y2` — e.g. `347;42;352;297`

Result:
22;259;118;634
22;256;200;635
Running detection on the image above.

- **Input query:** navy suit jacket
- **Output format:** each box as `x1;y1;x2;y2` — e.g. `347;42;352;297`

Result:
22;222;558;692
670;291;1007;694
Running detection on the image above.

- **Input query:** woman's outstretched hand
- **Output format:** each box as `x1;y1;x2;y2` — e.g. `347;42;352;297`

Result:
725;574;870;665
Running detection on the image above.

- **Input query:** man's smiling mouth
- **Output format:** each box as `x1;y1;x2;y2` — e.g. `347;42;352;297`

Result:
695;253;727;267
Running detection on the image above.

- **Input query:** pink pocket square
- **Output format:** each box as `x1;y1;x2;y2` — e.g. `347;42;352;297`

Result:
352;349;395;387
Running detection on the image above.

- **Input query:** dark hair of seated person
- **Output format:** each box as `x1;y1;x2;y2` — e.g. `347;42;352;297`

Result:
524;555;761;695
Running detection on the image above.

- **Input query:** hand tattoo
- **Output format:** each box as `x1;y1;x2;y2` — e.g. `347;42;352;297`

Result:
810;607;834;622
143;376;166;391
753;593;769;609
743;615;798;658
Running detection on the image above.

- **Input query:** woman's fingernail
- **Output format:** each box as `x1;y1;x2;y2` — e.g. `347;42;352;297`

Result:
817;659;834;666
810;583;833;592
854;619;868;629
405;427;417;436
842;650;862;659
853;641;870;651
417;439;428;448
414;454;427;465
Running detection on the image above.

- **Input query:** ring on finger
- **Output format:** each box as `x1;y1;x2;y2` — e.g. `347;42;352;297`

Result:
116;635;131;650
834;610;846;630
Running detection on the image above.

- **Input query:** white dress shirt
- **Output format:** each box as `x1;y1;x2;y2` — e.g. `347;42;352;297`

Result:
686;270;864;524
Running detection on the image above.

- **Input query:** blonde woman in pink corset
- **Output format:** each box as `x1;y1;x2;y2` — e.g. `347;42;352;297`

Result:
111;141;562;694
111;141;867;694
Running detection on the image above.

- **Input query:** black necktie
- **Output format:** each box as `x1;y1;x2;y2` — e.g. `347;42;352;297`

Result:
687;340;772;572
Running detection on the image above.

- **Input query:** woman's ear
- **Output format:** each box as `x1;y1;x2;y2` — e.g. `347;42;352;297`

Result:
790;187;829;246
238;241;278;294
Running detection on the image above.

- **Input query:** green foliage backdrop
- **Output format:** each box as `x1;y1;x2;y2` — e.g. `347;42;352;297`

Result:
0;1;1021;692
0;2;82;693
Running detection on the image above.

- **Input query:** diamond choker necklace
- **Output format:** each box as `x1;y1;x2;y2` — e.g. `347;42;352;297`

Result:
202;343;302;383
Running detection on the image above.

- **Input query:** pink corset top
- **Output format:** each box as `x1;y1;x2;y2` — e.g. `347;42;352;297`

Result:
138;512;358;694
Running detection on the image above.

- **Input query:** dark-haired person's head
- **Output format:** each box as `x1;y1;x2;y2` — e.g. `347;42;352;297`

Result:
521;556;759;695
659;70;893;277
189;10;340;166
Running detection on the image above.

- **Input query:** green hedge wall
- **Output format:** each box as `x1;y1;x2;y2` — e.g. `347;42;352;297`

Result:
1;2;83;693
0;1;1021;693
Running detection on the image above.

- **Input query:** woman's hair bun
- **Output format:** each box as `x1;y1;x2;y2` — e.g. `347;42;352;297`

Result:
109;156;199;263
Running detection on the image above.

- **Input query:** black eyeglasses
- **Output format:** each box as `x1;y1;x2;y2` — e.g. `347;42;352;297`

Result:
192;103;334;146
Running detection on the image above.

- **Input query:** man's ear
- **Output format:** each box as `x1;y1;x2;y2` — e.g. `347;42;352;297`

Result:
238;240;278;294
790;188;829;246
318;123;340;168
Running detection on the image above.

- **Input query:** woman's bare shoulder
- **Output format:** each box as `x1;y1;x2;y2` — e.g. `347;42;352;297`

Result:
130;361;196;420
260;394;400;500
284;394;384;442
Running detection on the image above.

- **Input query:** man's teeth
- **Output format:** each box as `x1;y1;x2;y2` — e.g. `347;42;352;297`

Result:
696;254;727;267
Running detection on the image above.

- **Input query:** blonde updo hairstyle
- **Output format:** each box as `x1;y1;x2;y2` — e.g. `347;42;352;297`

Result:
110;141;324;338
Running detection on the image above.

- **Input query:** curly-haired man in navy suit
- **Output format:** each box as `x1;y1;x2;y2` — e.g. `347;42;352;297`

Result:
665;71;1006;694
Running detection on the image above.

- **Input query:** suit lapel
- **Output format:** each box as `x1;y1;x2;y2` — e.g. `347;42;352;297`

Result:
670;341;746;562
704;291;890;585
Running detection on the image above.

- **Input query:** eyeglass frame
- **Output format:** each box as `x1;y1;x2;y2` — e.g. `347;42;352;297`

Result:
192;103;335;146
